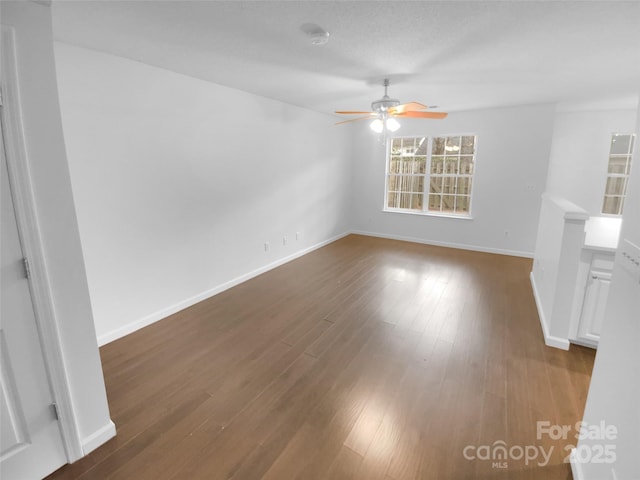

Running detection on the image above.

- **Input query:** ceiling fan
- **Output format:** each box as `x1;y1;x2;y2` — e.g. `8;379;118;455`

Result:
335;78;448;132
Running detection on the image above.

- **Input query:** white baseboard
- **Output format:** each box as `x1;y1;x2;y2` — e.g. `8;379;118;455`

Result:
97;232;349;345
350;230;534;258
82;420;116;455
97;231;536;346
529;272;570;350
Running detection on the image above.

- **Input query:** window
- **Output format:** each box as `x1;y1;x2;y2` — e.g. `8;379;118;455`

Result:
386;135;477;217
602;133;635;215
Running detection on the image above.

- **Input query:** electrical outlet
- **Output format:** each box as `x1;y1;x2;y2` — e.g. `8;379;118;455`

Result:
264;242;270;252
296;231;301;241
283;236;288;246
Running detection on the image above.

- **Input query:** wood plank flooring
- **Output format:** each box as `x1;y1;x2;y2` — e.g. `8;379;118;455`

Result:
47;234;595;480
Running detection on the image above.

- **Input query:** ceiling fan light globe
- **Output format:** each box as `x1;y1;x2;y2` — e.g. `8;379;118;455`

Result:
386;118;401;132
369;119;384;133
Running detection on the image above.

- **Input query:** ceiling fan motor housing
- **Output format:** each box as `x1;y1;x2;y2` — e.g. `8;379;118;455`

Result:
371;95;400;113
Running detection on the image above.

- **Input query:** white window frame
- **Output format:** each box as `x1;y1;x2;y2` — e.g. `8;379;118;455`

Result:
601;132;635;216
383;134;478;219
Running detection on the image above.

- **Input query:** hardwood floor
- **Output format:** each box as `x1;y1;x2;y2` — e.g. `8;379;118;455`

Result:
47;235;595;480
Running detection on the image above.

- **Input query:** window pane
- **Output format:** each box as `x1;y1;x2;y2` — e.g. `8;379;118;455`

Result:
445;157;458;174
445;136;461;153
610;134;632;155
411;193;424;210
431;156;444;174
442;195;456;212
428;194;441;211
456;195;470;213
461;136;476;154
412;176;424;193
443;176;456;194
460;156;474;174
400;137;420;156
429;176;443;194
400;192;412;209
602;195;623;215
387;192;398;209
390;156;401;173
415;138;428;155
458;177;472;195
432;137;445;155
386;138;429;211
605;176;626;196
607;156;628;174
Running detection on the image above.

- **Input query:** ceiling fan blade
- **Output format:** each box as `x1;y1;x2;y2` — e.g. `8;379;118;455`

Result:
335;111;375;115
393;111;448;119
335;116;375;126
388;102;428;114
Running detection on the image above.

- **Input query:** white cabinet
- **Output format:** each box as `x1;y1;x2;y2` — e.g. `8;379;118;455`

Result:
571;252;614;348
577;269;611;344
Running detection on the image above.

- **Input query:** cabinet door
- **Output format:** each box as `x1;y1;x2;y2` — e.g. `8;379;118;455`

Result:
577;269;612;345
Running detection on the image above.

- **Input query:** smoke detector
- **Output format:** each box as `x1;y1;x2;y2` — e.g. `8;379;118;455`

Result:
300;23;330;46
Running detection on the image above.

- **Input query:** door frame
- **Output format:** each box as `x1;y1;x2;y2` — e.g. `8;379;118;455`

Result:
1;25;83;462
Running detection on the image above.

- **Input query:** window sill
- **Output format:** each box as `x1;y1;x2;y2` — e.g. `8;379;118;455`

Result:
383;208;474;220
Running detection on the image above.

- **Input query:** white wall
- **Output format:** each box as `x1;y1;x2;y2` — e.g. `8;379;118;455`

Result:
350;104;555;257
53;42;353;345
530;194;588;349
0;0;112;457
546;108;637;215
576;104;640;480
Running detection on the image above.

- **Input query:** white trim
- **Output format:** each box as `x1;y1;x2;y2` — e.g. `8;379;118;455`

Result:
382;208;474;220
0;26;84;461
542;192;589;221
98;231;350;345
81;420;115;456
351;229;533;258
570;448;585;480
569;337;597;349
529;272;571;350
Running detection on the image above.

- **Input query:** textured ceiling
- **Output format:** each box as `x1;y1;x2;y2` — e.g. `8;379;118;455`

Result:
51;1;640;115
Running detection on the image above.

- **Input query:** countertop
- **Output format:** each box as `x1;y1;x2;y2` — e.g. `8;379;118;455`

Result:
583;216;622;252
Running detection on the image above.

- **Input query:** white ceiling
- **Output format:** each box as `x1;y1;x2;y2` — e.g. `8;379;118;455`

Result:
51;1;640;116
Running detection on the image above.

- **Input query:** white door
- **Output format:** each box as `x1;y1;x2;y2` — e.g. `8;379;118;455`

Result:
1;121;67;478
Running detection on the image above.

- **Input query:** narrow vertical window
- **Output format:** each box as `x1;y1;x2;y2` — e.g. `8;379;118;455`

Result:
602;133;635;215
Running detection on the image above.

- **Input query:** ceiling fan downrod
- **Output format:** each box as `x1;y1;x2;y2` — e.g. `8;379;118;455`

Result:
371;78;400;113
